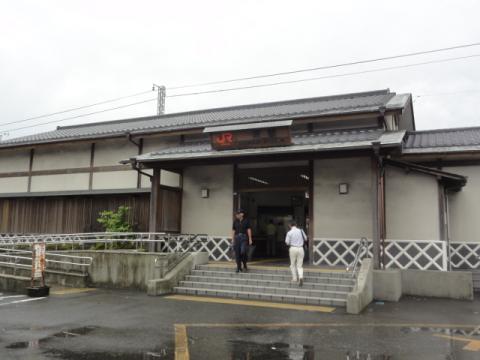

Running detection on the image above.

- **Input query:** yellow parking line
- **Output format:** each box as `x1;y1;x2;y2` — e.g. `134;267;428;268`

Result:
175;322;480;358
50;288;97;296
174;324;190;360
165;295;336;313
182;322;479;328
434;334;480;351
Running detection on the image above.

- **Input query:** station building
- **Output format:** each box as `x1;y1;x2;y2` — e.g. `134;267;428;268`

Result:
1;89;479;269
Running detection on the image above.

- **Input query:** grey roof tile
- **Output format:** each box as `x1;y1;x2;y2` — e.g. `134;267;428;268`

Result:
404;127;480;152
131;128;405;163
1;89;396;148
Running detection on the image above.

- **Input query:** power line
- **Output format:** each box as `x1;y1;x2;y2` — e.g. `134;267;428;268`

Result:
167;41;480;90
2;90;152;127
4;41;479;130
415;90;480;97
166;54;480;98
3;53;480;134
2;98;156;133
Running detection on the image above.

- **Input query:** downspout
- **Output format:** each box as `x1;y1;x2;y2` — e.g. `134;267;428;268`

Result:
371;141;385;269
126;133;147;187
444;187;452;271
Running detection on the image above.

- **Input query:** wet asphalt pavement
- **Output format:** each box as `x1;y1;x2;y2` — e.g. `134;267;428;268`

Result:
0;289;479;359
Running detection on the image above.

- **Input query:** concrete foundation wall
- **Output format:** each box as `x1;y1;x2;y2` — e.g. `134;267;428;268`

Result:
373;269;473;301
385;167;440;240
346;258;373;314
33;143;91;170
181;165;233;237
402;269;473;300
62;251;171;291
314;157;373;239
30;173;90;192
373;269;402;302
445;165;480;243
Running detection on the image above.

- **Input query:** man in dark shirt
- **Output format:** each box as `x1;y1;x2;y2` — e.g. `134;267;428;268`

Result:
232;209;253;273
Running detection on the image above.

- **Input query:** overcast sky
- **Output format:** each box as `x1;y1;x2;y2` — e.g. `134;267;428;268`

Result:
0;0;479;140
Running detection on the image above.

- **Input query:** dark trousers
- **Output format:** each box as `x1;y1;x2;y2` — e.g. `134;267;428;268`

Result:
234;234;248;270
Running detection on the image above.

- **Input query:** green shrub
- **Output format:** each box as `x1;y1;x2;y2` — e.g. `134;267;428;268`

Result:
97;206;135;249
97;206;133;233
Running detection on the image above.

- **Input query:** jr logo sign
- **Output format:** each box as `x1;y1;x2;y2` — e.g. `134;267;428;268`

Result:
213;132;234;147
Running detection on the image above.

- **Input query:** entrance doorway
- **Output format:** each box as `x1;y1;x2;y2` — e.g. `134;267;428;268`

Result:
235;162;312;259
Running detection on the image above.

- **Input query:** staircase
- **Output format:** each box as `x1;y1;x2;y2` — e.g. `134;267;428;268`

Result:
174;264;354;307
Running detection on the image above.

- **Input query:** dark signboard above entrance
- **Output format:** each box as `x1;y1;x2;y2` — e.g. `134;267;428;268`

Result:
204;120;293;151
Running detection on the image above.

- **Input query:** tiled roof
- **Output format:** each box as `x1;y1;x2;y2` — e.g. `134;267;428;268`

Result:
130;129;406;163
403;127;480;153
0;89;401;148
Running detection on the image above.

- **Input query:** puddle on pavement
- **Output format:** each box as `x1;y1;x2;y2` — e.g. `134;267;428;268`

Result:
43;348;171;359
5;325;173;359
6;326;98;349
400;326;480;337
228;340;390;360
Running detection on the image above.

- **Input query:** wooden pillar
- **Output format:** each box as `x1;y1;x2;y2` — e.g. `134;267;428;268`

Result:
372;156;381;270
233;163;239;213
88;143;95;190
149;168;161;251
27;148;34;192
308;159;314;265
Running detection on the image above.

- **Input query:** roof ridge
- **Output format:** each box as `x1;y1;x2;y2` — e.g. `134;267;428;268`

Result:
56;89;392;131
407;126;480;135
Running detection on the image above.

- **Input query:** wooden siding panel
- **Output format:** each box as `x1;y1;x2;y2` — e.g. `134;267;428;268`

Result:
0;190;180;234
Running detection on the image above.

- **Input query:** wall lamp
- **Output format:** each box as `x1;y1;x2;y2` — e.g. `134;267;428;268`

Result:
201;188;210;198
339;183;349;195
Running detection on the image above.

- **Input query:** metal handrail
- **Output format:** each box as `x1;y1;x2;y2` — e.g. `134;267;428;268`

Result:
346;237;369;278
165;233;208;273
0;248;93;274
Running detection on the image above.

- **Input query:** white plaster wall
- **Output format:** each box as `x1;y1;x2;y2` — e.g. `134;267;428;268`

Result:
142;136;180;154
92;170;138;190
30;174;89;192
0;149;31;172
385;166;440;240
32;143;91;170
445;165;480;243
0;177;29;193
314;157;373;239
94;140;138;166
140;169;181;189
181;165;233;236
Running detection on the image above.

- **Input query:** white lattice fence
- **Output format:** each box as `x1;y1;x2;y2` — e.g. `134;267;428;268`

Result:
313;238;373;267
382;240;447;271
449;242;480;270
313;238;451;271
195;235;232;261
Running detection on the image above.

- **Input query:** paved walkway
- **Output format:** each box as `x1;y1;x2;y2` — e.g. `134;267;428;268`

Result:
0;288;479;359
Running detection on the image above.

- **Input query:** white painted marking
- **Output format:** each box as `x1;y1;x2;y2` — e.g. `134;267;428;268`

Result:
0;295;25;300
0;297;46;306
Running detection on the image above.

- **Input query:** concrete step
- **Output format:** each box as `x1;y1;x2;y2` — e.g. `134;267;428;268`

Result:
178;280;349;299
197;264;351;278
173;286;346;307
185;275;354;292
190;269;356;286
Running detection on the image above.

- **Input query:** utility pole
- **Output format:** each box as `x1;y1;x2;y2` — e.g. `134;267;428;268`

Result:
152;84;166;115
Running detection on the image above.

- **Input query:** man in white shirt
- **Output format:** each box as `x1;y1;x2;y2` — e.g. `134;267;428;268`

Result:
285;221;307;286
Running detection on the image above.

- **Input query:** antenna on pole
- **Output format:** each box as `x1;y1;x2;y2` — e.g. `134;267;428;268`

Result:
152;84;166;115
